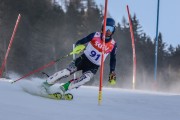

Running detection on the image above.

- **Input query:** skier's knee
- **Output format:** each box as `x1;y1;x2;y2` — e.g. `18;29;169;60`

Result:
83;71;94;82
68;71;94;90
67;61;77;74
77;71;94;84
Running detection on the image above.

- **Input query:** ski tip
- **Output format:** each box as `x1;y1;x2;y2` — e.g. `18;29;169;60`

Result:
11;80;15;84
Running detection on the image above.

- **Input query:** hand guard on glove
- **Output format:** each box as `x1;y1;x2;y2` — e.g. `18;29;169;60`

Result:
108;71;116;85
70;44;85;55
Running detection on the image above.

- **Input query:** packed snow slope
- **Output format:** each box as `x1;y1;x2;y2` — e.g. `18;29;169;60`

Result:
0;78;180;120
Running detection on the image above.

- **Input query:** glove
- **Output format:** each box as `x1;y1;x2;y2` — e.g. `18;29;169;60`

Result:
70;44;85;55
108;71;116;85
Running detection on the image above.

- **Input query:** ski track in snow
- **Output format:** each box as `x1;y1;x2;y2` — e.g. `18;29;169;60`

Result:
0;78;180;120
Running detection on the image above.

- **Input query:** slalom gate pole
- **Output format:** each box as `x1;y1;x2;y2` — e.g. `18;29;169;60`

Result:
126;5;137;89
73;44;76;79
11;54;70;84
98;0;108;105
154;0;160;89
0;14;21;78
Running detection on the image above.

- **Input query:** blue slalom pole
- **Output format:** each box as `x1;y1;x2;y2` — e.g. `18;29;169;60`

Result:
154;0;160;82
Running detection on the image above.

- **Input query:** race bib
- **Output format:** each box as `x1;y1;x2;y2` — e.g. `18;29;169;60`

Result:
84;32;115;65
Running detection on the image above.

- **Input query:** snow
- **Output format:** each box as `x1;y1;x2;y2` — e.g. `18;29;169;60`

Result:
0;78;180;120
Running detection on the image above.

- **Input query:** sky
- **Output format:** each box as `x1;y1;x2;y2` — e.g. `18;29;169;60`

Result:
96;0;180;47
0;78;180;120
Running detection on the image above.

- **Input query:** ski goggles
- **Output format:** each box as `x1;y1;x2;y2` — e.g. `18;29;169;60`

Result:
106;26;114;32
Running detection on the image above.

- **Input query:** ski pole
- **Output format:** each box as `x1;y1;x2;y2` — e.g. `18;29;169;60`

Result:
11;45;85;84
11;54;70;84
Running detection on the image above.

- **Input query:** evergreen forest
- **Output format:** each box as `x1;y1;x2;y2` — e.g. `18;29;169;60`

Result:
0;0;180;92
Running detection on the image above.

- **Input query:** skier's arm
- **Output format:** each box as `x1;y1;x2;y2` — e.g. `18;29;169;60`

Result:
110;43;117;73
75;32;96;46
109;43;117;85
71;33;95;55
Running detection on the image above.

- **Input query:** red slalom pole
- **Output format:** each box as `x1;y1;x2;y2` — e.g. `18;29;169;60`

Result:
126;5;137;89
12;61;55;83
11;53;70;84
98;0;108;105
0;14;21;78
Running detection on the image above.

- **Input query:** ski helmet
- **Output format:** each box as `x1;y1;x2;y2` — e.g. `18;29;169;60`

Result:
102;18;116;34
106;18;116;27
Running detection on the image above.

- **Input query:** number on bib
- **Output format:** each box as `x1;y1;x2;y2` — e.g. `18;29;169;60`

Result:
90;50;100;61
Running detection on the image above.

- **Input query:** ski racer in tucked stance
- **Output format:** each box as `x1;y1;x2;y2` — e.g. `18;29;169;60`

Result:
42;18;117;100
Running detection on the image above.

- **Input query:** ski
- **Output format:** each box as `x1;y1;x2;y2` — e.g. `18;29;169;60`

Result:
22;80;73;101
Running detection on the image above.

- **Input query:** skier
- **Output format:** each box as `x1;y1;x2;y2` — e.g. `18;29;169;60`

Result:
42;18;117;99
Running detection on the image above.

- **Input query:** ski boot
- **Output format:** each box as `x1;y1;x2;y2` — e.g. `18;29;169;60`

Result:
42;81;73;100
63;93;73;100
48;93;62;100
48;92;73;100
48;85;73;100
42;81;53;91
